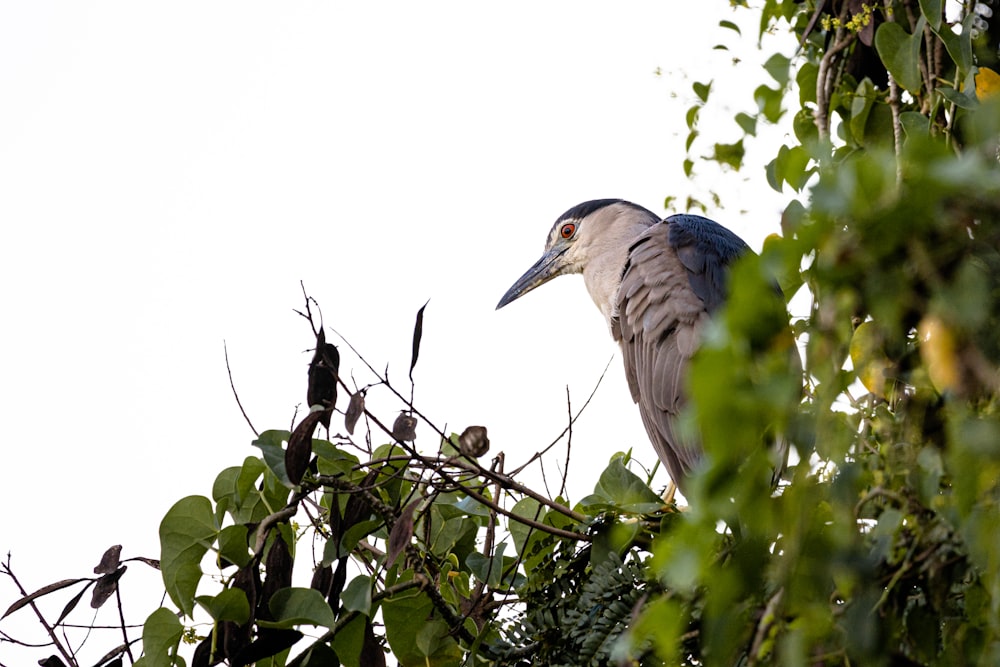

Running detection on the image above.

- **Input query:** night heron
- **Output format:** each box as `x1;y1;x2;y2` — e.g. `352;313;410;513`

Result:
497;199;786;492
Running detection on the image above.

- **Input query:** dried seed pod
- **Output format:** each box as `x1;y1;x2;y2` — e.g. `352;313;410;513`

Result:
345;390;365;435
392;412;417;441
458;425;489;457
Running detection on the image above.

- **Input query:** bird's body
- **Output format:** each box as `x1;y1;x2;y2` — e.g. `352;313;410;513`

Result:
497;199;759;489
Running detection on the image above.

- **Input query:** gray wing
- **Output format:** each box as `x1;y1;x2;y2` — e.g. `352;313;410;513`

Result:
613;215;750;487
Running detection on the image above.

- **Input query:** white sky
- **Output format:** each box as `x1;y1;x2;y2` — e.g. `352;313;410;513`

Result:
0;2;795;662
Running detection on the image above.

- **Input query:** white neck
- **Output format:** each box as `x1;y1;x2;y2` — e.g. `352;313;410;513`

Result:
580;215;653;332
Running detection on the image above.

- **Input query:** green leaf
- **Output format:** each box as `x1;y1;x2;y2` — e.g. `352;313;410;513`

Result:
685;130;699;152
594;458;663;513
797;62;819;106
849;78;874;137
314;439;361;477
383;575;461;667
917;446;944;503
931;13;973;76
763;52;790;86
917;0;942;31
139;607;185;667
295;642;341;667
591;519;640;563
341;575;373;616
769;144;812;192
509;497;544;555
793;108;818;144
938;85;978;110
415;619;451;657
446;494;492;517
898;111;930;138
875;18;925;94
266;587;337;630
685;105;699;130
710;139;745;170
466;542;508;589
693;80;712;103
754;84;784;122
871;508;904;564
735;112;757;137
159;495;217;617
630;596;686;664
436;433;459;458
331;613;367;667
718;19;741;35
212;466;241;516
235;456;266;499
195;588;250;624
765;156;781;192
253;430;293;487
337;519;381;561
217;524;251;568
428;513;475;557
214;456;281;524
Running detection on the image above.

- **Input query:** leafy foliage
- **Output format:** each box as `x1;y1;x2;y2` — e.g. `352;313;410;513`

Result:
5;2;1000;666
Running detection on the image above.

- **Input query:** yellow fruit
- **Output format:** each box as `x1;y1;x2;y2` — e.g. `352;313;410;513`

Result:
975;66;1000;101
849;321;894;397
918;315;960;394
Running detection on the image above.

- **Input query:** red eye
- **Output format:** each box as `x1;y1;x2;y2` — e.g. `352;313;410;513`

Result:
560;223;576;239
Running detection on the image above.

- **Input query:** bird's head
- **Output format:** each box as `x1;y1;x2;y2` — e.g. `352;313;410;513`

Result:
496;199;659;316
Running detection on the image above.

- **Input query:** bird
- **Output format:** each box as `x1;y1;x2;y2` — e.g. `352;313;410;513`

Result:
496;199;785;492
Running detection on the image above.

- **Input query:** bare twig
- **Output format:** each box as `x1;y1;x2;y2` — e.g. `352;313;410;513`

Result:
559;385;573;499
113;585;134;664
510;356;613;476
252;498;303;557
470;476;501;616
455;484;590;542
223;340;259;437
815;3;854;141
0;555;77;667
330;368;588;524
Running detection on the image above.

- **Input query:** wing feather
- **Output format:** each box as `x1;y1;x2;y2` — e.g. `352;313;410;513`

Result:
613;215;750;487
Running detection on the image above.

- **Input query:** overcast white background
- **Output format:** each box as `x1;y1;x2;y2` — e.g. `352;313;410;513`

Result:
0;2;794;663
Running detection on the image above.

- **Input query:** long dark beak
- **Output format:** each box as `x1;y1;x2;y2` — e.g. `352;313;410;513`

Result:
496;247;567;309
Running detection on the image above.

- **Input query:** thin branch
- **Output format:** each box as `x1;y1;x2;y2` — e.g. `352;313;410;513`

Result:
886;75;904;183
559;385;573;499
747;587;784;667
854;485;907;517
815;3;854;141
223;340;258;437
114;585;134;665
539;454;553;500
469;477;500;617
252;496;305;557
510;356;613;476
455;484;590;542
332;369;588;524
325;321;593;522
0;555;77;667
449;459;587;524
